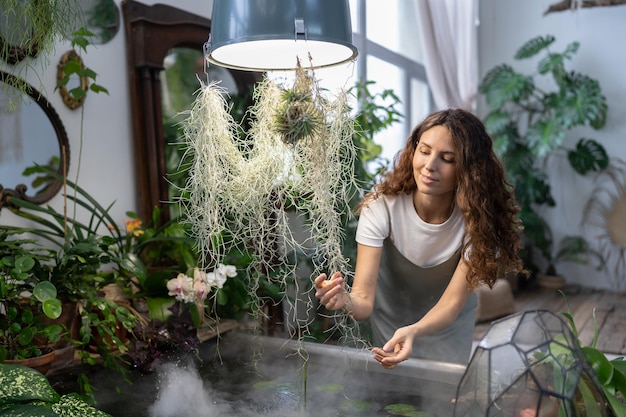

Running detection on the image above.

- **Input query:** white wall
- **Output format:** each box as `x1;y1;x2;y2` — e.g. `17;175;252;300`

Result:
479;0;626;290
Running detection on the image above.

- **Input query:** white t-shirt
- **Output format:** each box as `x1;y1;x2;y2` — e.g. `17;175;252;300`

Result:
355;193;466;267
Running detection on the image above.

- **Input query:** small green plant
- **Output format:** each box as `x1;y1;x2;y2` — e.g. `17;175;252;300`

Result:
545;235;605;277
0;232;64;362
0;363;112;416
1;166;139;398
560;292;626;416
55;27;109;103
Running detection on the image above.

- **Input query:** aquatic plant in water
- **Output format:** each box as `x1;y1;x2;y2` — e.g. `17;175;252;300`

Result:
179;61;360;345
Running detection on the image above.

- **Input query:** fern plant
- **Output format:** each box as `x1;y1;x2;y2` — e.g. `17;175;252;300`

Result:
479;34;609;276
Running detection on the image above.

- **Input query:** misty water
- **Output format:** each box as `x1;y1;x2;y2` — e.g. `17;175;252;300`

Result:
74;333;461;417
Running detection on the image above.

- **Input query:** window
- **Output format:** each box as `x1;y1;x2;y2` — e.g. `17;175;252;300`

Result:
351;0;431;164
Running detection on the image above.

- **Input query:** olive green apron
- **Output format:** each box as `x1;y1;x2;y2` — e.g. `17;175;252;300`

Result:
369;237;477;365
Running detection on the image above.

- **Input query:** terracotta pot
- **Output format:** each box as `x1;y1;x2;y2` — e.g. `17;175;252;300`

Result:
4;350;56;375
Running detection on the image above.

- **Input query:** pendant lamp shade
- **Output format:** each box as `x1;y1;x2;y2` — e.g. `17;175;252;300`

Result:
205;0;358;71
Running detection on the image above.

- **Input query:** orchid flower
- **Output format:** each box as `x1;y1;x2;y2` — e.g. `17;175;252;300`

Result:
192;268;211;302
217;263;237;278
166;273;194;302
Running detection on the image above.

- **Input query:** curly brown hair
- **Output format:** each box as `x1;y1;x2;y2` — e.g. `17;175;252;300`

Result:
360;108;525;289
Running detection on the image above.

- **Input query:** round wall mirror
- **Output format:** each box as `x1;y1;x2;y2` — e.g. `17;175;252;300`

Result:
77;0;120;45
0;71;70;209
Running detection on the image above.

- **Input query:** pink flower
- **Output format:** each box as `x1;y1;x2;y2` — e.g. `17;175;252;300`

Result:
166;273;194;302
192;268;210;301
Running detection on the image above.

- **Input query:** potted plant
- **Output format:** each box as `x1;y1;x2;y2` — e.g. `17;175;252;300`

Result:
1;166;140;395
0;231;64;374
479;34;609;282
536;235;606;290
560;295;626;417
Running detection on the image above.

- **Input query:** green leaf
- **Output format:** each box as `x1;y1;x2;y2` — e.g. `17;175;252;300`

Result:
142;269;171;296
146;297;175;322
52;393;113;417
582;346;614;386
18;327;35;346
119;254;147;284
339;398;373;413
483;110;511;136
605;391;626;417
69;87;87;100
514;35;555;59
0;364;60;405
564;73;607;128
479;64;534;109
14;256;35;273
72;36;90;51
537;52;565;76
568;138;608;175
526;119;565;157
62;59;82;75
215;288;227;306
611;358;626;375
609;360;626;397
79;68;97;80
20;309;34;325
0;403;60;416
42;324;63;343
33;282;58;302
90;84;109;95
42;299;62;320
384;403;429;417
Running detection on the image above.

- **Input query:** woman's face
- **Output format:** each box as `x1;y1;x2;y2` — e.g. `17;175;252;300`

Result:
413;125;458;196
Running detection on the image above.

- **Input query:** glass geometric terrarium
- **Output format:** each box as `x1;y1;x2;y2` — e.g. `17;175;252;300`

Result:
453;310;612;417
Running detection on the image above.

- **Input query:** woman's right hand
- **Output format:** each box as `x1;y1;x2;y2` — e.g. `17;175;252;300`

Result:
314;272;346;311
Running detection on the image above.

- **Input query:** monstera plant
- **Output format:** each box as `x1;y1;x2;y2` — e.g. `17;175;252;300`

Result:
479;34;609;278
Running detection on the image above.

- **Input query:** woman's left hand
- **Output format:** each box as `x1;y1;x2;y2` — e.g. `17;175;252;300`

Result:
372;326;415;369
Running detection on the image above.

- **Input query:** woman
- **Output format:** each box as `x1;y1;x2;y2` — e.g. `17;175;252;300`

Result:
314;108;525;368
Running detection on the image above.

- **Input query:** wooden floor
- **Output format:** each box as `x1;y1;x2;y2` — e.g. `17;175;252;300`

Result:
473;284;626;357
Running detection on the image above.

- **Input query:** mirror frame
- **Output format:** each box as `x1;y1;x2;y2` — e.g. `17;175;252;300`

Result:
121;0;261;222
57;49;89;110
0;71;71;209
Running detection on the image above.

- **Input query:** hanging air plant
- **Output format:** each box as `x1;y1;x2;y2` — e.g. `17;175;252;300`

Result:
273;60;324;145
179;63;359;340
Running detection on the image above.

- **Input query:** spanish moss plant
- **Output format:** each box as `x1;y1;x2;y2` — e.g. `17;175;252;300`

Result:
179;62;361;346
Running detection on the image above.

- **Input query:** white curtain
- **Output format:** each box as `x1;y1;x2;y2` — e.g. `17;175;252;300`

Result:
415;0;479;111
